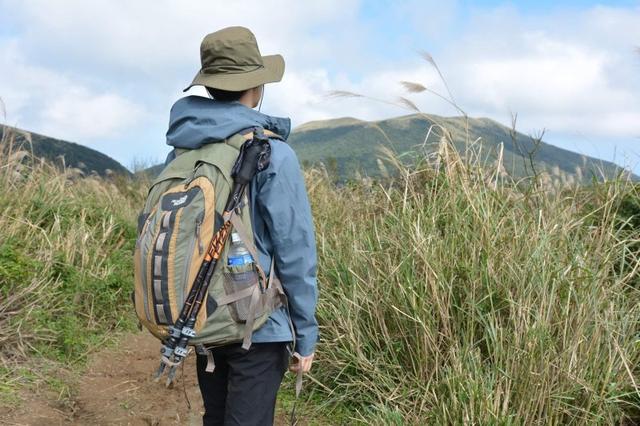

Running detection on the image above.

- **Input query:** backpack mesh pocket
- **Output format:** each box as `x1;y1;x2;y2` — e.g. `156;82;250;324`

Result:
223;263;264;323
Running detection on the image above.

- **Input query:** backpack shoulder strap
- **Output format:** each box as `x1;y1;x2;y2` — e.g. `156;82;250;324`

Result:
225;133;250;151
225;128;285;151
263;129;285;141
171;128;285;162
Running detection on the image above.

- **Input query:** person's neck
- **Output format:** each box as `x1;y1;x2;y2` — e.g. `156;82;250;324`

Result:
238;91;256;109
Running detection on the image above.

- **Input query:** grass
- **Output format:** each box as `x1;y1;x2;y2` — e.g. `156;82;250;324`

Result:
277;369;358;425
0;128;144;402
307;139;640;424
1;112;639;423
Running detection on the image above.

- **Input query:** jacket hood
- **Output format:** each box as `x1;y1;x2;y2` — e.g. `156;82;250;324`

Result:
166;95;291;149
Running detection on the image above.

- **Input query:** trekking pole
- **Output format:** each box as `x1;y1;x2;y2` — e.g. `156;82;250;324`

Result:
153;129;271;386
163;219;233;385
153;220;232;381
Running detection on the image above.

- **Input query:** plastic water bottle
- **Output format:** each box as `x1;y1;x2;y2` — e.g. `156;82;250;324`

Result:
227;231;253;266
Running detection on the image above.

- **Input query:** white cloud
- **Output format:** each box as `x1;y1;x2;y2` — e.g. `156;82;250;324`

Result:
5;0;361;74
264;68;335;125
40;88;145;141
0;39;146;142
263;64;446;126
1;0;364;138
0;1;638;171
439;5;640;140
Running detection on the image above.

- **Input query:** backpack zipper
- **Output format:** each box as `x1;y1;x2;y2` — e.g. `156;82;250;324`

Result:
179;212;204;308
196;216;204;255
139;208;159;323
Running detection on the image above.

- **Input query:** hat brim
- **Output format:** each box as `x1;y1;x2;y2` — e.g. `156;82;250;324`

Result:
183;54;284;92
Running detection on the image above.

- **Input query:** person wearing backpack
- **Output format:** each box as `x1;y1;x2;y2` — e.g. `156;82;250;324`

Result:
134;26;318;426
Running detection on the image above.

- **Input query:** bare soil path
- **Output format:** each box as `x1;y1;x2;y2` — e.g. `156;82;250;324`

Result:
2;333;300;425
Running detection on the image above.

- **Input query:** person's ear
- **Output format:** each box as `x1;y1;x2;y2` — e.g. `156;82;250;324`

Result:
254;85;264;108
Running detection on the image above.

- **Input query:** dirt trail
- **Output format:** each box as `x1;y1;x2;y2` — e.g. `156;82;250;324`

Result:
3;333;295;425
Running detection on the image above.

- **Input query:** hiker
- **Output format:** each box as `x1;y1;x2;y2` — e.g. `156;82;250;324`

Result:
164;27;317;425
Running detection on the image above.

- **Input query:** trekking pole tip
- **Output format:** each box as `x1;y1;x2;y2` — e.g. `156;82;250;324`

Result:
165;366;177;387
153;363;166;381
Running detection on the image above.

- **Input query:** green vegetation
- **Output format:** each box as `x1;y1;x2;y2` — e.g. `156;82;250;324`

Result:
0;124;131;177
289;114;631;182
143;113;632;183
0;128;142;390
2;121;639;423
308;142;640;423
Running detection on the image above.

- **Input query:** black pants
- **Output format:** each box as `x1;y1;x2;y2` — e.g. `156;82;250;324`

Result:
196;342;290;426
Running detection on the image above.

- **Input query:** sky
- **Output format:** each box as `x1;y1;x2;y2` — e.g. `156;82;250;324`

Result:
0;0;639;172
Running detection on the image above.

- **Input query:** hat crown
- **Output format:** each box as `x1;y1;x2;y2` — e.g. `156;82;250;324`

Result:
185;26;284;92
200;26;264;74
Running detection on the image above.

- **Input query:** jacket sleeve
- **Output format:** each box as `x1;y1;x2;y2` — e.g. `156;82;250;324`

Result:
256;143;319;356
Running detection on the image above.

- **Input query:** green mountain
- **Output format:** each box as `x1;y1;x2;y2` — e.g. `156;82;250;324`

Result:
0;125;130;177
144;114;631;182
288;114;630;182
27;111;619;183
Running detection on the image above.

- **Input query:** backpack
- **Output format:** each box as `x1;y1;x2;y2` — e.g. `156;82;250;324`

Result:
133;129;286;351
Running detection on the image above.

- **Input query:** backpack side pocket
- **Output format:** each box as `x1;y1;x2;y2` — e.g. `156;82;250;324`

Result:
223;263;264;323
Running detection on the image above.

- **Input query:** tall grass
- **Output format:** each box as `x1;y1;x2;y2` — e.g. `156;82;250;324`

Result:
0;128;142;386
308;140;640;424
1;104;638;423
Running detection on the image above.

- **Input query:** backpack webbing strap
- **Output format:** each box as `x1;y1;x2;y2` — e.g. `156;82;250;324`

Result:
215;275;283;307
215;285;256;306
195;344;216;373
205;350;215;373
240;255;282;350
241;286;262;350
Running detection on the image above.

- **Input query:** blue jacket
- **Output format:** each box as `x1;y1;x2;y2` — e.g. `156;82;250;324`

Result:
165;95;319;356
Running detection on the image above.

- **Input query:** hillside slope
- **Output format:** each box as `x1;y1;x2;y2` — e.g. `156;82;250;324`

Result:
288;114;628;181
0;125;130;176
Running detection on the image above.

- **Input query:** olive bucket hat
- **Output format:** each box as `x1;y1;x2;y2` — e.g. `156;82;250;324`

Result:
183;26;285;92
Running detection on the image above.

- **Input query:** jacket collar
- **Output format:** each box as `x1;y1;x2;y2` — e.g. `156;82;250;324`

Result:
166;95;291;149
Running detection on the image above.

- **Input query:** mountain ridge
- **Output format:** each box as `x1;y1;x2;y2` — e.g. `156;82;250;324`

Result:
1;114;633;183
287;112;631;182
0;124;131;177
